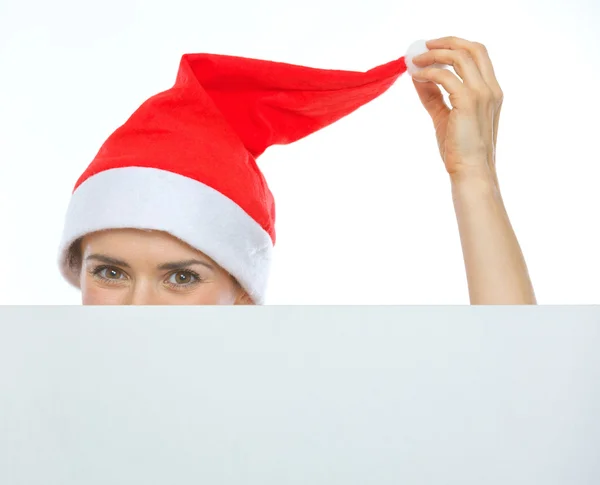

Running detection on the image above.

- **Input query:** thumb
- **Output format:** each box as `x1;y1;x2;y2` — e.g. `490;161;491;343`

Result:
412;78;450;121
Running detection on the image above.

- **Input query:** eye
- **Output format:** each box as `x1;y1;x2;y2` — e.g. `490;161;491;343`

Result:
167;270;200;286
94;266;127;280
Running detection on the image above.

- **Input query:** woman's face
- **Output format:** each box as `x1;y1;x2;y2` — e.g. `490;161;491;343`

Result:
79;229;251;305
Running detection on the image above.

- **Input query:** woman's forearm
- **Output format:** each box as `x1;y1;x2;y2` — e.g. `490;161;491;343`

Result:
450;168;536;305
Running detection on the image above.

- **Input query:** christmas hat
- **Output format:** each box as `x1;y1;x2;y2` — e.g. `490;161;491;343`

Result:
58;41;432;304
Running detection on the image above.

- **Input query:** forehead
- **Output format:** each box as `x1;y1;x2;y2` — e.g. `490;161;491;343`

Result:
81;229;209;262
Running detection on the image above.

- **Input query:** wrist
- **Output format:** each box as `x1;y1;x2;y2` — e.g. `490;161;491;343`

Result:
449;164;499;193
449;169;504;211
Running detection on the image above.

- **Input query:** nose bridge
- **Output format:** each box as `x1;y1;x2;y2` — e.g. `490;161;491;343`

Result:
128;278;159;306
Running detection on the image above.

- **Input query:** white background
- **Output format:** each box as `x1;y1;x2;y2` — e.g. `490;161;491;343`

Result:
0;0;599;304
1;306;599;484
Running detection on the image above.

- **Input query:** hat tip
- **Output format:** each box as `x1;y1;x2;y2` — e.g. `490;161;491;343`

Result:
404;39;448;82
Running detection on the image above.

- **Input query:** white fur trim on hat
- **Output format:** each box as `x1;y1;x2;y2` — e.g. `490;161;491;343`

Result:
58;167;273;304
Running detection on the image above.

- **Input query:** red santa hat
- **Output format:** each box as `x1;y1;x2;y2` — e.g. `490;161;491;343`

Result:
58;41;432;304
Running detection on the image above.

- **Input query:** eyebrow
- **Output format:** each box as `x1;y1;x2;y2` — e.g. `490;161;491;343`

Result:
86;255;214;271
157;259;214;271
85;254;131;268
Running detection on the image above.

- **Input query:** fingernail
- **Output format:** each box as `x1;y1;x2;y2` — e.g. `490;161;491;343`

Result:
412;55;424;66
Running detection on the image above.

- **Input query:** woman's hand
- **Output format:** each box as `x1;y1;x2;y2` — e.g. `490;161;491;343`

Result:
411;37;504;184
410;37;536;305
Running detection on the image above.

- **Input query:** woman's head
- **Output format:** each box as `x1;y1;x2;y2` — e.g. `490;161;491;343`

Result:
59;49;402;305
68;229;252;305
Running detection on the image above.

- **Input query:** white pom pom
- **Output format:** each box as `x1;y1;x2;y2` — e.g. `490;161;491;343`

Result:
405;39;446;83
